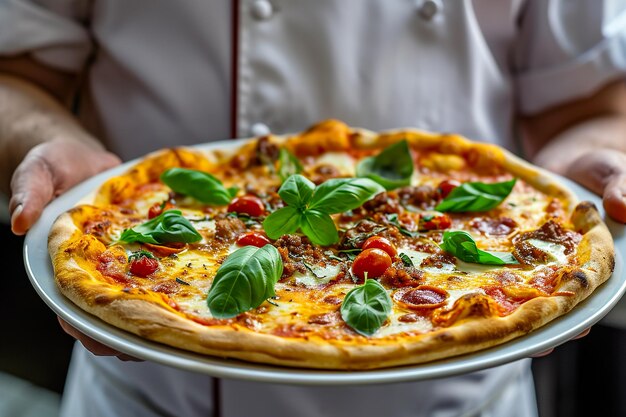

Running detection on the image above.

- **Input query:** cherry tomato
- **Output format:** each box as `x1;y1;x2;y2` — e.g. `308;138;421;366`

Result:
437;179;461;199
148;201;174;219
228;195;265;217
419;213;452;231
361;236;397;258
352;248;392;279
129;255;159;277
236;231;271;247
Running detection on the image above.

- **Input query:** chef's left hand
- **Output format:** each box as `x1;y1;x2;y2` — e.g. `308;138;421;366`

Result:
564;148;626;223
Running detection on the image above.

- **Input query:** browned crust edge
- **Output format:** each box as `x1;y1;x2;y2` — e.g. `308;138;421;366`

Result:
48;126;615;370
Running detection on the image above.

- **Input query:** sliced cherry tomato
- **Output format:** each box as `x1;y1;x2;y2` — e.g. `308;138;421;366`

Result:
129;253;159;277
351;248;392;279
236;231;271;247
437;179;461;199
228;195;265;217
361;236;397;258
419;213;452;231
148;201;175;219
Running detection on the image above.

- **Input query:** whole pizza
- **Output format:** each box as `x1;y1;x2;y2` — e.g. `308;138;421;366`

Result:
48;119;614;370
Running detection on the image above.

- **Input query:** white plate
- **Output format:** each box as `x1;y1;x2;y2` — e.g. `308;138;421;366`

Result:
23;140;626;385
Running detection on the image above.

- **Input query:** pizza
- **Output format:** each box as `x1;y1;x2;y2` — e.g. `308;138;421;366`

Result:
47;119;615;370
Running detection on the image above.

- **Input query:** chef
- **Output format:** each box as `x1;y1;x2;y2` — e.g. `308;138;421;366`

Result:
2;1;626;416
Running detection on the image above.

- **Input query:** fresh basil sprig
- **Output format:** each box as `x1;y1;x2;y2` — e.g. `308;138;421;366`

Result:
119;210;202;244
278;148;303;181
207;245;283;318
440;230;518;265
356;140;414;190
160;167;238;206
340;278;392;336
263;175;384;246
435;179;516;213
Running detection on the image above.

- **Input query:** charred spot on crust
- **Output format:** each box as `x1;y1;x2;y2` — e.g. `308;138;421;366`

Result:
563;270;589;289
575;201;598;213
609;255;616;272
94;294;115;305
436;332;454;342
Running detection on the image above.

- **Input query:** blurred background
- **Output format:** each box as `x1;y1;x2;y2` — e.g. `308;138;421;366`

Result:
1;185;625;416
0;195;74;417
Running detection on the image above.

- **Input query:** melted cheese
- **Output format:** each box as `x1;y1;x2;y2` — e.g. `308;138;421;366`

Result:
294;263;342;287
314;152;356;176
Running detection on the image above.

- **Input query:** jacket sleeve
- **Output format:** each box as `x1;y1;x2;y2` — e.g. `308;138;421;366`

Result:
515;0;626;115
0;0;93;72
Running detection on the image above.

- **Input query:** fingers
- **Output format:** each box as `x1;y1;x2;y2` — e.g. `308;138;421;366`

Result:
572;327;591;340
530;328;590;358
565;150;626;223
57;317;142;361
603;174;626;223
9;141;121;235
530;348;554;358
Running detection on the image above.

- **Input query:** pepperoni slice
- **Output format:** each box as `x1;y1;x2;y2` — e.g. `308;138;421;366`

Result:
393;285;448;311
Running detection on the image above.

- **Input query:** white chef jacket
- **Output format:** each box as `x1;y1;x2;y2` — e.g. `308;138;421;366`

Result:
2;1;626;416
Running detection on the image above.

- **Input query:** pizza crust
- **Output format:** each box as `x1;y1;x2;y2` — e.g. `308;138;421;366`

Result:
48;124;615;370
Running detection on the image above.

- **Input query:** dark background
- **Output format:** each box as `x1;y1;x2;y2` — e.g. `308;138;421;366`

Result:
2;223;74;394
2;222;625;416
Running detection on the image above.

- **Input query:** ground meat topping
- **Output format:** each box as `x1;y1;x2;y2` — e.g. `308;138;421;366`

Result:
274;234;329;279
254;136;280;166
339;220;388;249
214;216;246;242
396;185;440;209
309;164;343;184
362;192;402;214
420;252;456;269
380;263;424;288
513;240;550;266
514;219;581;254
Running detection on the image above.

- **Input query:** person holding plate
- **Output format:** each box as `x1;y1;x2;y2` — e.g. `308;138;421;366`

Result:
2;1;626;416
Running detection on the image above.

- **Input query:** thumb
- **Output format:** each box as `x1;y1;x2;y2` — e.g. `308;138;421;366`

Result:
565;150;626;223
9;155;56;235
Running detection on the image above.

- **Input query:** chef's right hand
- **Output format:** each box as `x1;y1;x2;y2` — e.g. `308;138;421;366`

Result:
9;139;121;235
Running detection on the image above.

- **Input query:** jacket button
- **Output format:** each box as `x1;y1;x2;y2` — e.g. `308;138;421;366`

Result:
418;0;442;21
251;123;271;137
251;0;274;20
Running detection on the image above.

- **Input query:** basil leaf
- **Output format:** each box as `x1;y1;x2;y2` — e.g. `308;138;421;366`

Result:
356;140;414;190
435;179;517;213
309;178;385;213
207;245;283;318
278;148;303;181
120;210;202;244
128;250;156;262
440;230;517;265
340;279;392;336
338;248;361;260
263;206;302;240
278;174;315;208
160;167;234;206
399;253;414;267
299;209;338;246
